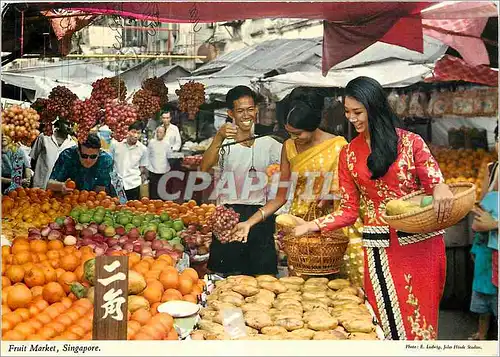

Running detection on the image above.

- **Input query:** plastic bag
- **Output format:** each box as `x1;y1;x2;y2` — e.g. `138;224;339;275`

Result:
222;308;247;339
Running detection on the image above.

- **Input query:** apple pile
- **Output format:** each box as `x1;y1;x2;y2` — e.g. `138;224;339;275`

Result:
47;86;79;120
27;217;183;262
142;77;169;107
90;77;127;108
132;89;161;121
176;81;205;120
207;206;240;243
31;98;57;136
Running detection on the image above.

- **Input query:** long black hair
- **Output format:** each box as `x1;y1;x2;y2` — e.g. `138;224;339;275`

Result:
345;76;402;180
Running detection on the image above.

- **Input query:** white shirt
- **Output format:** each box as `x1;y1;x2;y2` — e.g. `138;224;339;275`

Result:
30;133;77;188
147;138;171;174
110;140;148;190
164;124;182;155
215;136;282;206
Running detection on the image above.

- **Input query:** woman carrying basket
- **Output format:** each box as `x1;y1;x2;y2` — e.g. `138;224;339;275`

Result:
232;89;364;285
294;77;454;340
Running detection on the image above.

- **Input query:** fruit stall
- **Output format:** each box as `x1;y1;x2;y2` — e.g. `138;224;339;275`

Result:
1;186;385;341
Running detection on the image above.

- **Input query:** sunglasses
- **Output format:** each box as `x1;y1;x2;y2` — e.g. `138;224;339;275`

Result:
79;152;99;160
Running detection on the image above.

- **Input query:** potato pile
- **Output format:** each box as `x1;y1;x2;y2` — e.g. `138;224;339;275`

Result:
192;275;379;340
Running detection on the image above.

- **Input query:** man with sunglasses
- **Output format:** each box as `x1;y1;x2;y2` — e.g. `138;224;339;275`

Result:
47;133;113;194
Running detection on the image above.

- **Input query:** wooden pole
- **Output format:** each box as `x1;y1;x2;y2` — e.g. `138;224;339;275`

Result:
66;54;206;60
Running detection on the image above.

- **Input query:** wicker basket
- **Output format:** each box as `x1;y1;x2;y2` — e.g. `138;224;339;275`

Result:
283;231;349;276
382;182;476;234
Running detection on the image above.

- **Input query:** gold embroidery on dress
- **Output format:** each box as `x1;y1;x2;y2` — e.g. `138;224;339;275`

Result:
404;273;437;340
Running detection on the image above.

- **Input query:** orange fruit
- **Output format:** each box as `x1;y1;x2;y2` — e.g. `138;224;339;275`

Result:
177;276;193;296
141;281;164;305
41;266;57;283
3;329;26;340
159;270;179;290
48;240;64;251
157;254;174;266
55;268;65;279
6;284;32;310
59;255;79;272
2;276;11;288
46;250;60;260
11;241;30;254
24;267;46;288
42;282;66;304
183;294;197;304
180;268;199;283
13;250;32;265
58;271;77;294
30;286;44;298
2;245;11;257
14;308;30;321
5;265;25;284
29;240;48;254
131;309;152;325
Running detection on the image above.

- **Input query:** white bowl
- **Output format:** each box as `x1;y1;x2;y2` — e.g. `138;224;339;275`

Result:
157;301;200;318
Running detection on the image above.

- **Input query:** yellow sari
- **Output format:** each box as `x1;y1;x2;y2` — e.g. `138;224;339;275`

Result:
285;137;364;286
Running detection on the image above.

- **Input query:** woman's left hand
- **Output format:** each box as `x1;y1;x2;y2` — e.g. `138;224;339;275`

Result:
231;222;251;243
433;183;454;223
293;221;320;237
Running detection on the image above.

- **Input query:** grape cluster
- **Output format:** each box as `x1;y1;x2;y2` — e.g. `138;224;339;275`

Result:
176;81;205;120
207;206;240;244
142;77;169;107
104;100;138;141
71;99;100;143
31;98;57;135
1;105;41;146
132;89;161;121
46;86;78;120
91;77;127;108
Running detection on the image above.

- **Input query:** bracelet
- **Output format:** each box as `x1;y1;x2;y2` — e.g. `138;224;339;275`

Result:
258;208;266;222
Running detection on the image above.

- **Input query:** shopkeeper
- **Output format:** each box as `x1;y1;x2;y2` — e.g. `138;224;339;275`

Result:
47;133;114;194
110;121;148;201
201;85;282;277
161;110;182;154
30;119;76;189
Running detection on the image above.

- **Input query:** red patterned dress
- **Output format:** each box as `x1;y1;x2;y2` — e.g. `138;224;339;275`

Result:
314;129;446;340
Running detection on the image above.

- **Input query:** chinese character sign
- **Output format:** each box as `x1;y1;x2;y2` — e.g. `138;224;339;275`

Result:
92;256;129;340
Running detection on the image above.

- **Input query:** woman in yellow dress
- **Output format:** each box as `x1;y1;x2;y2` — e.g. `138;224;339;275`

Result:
232;94;364;285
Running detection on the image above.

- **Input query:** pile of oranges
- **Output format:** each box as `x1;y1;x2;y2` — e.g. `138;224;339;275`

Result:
432;146;497;199
2;297;94;341
129;253;203;308
1;187;119;229
119;198;216;225
1;236;201;341
2;238;95;308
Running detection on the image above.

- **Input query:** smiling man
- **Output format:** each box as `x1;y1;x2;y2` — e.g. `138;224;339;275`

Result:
201;85;282;277
47;133;113;194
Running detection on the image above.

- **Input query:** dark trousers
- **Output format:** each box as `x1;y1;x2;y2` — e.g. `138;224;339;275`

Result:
125;186;141;201
148;172;164;200
207;204;277;276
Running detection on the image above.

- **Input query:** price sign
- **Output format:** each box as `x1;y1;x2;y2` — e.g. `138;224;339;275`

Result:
92;256;129;340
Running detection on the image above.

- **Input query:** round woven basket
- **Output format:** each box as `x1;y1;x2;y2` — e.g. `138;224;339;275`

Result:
283;230;349;276
382;182;476;234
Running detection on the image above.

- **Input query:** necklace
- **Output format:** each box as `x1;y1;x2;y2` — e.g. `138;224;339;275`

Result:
248;144;257;178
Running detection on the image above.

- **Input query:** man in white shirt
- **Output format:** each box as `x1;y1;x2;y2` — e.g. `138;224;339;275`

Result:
161;111;182;154
110;121;148;201
147;126;171;199
30;119;76;189
201;86;282;277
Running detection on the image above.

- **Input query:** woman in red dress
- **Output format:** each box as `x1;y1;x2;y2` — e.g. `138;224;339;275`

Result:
294;76;454;340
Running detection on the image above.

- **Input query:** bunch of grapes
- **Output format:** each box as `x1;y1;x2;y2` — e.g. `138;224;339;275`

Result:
104;100;138;141
31;98;57;135
176;81;205;120
142;77;169;107
71;99;100;143
207;206;240;243
90;77;127;108
46;86;78;120
1;105;41;146
132;89;161;121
